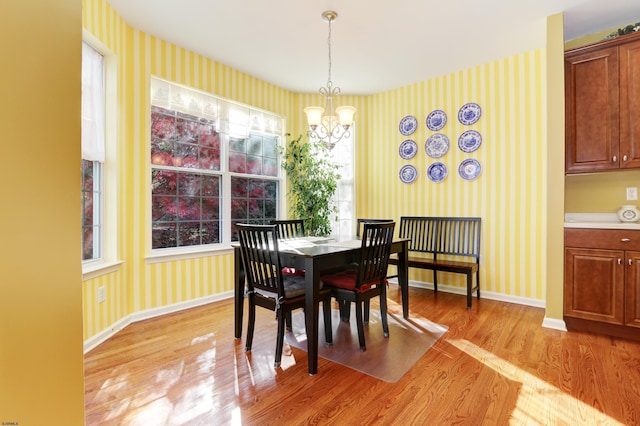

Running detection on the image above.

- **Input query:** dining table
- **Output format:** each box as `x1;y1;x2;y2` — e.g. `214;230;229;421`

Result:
233;235;410;375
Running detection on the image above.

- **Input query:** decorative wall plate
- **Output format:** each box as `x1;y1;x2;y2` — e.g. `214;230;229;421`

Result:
399;139;418;160
458;130;482;153
458;102;482;125
426;109;447;131
458;159;482;180
425;133;450;158
399;164;418;183
427;162;448;183
399;115;418;136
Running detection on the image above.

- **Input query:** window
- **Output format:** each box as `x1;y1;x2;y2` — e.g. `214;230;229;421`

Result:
82;42;105;261
329;129;355;239
150;78;284;250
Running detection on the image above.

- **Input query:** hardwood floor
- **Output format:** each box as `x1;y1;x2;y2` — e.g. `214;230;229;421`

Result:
84;286;640;425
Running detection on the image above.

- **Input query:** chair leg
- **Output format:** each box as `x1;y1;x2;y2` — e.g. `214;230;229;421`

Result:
339;300;350;322
433;270;438;292
274;308;286;368
285;311;293;331
245;296;256;352
466;273;472;310
322;296;333;346
364;300;370;323
355;301;366;351
380;286;389;338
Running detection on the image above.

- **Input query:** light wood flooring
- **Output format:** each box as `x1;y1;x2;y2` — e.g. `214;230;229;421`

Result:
84;285;640;425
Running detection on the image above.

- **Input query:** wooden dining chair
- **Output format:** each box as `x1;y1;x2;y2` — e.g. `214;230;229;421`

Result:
270;219;305;239
237;224;333;367
356;218;393;238
321;221;395;351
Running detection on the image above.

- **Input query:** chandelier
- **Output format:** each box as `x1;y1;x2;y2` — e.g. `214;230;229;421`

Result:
304;10;356;150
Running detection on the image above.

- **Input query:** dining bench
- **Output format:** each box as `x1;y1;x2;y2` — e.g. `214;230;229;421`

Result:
388;216;481;309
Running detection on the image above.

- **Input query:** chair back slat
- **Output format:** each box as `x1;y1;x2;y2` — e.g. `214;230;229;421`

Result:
358;221;395;288
399;217;437;252
237;224;285;298
270;219;305;239
356;218;393;238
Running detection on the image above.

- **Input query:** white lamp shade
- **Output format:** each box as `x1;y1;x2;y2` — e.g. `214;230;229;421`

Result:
335;105;356;126
304;106;324;127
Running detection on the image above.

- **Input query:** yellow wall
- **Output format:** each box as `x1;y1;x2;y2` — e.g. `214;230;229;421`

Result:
83;0;561;345
546;14;567;321
0;0;85;424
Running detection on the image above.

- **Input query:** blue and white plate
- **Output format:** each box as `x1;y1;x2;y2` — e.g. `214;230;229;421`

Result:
399;115;418;136
426;109;447;131
399;139;418;160
399;164;418;184
458;102;482;125
458;130;482;153
425;133;450;158
459;159;482;180
427;162;448;183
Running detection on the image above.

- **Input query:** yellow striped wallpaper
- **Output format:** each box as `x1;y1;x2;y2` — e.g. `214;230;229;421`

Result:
362;53;545;299
82;0;546;342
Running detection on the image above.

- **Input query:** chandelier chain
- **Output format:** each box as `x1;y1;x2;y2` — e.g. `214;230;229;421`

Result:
327;16;332;88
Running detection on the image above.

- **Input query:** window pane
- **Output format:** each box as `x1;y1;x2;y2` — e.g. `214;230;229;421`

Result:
151;173;221;249
82;159;101;261
230;177;277;239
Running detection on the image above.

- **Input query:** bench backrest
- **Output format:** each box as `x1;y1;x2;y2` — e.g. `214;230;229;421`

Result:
398;216;481;261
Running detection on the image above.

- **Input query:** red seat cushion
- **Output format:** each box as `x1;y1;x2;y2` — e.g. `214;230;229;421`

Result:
321;269;386;293
282;267;305;277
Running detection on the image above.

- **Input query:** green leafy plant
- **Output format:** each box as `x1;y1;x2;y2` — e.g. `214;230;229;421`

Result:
605;22;640;39
279;133;341;236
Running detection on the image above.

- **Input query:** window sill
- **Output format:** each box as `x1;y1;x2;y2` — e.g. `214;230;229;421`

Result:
146;245;234;264
82;260;124;280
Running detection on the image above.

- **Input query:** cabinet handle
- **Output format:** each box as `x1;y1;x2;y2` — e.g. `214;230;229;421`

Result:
619;258;622;264
630;259;634;265
613;155;618;162
621;238;631;242
624;155;629;161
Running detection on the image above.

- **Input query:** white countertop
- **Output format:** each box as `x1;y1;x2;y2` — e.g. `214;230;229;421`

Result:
565;213;640;230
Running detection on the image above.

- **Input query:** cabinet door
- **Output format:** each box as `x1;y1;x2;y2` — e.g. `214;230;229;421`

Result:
564;247;625;324
565;47;620;173
626;251;640;328
619;39;640;169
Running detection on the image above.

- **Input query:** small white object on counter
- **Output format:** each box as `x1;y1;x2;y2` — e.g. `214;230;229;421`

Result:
617;205;640;222
565;212;640;230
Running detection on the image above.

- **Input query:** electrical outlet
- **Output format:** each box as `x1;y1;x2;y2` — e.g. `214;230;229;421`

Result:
97;286;106;303
627;187;638;201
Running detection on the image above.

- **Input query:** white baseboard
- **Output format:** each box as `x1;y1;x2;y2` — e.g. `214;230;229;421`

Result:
390;278;546;308
83;291;234;354
541;317;567;331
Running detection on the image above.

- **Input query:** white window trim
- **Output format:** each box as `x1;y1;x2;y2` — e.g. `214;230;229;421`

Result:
82;30;121;279
147;77;286;259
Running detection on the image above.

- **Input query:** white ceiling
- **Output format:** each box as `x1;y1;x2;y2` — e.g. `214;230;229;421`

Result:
105;0;640;95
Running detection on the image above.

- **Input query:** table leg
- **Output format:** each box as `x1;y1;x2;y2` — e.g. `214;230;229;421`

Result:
304;257;319;375
397;241;409;319
234;247;244;339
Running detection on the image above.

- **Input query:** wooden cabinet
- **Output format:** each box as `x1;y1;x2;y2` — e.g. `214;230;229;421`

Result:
565;32;640;173
564;228;640;340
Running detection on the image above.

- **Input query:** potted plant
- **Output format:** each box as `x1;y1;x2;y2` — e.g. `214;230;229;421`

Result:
279;133;341;236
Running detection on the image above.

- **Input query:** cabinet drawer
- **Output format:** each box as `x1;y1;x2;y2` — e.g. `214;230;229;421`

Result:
565;228;640;250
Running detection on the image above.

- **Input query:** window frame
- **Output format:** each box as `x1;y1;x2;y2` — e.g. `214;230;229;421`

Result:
82;32;121;279
147;77;286;261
